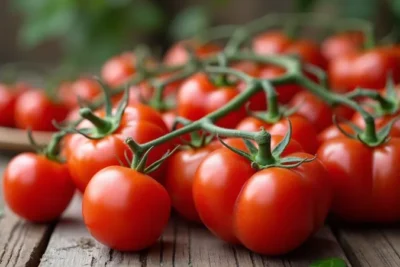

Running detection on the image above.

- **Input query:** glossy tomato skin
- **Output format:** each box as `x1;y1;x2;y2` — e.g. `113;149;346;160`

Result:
66;105;170;192
83;166;171;251
59;77;102;109
164;40;221;66
252;31;325;67
193;147;331;254
165;143;220;222
318;138;400;222
3;153;75;222
177;73;246;128
321;32;364;62
290;91;354;132
0;84;18;127
317;123;354;146
236;115;319;154
14;90;69;131
101;52;136;87
162;111;177;131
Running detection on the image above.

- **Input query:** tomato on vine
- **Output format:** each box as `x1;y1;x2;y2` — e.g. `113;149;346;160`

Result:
59;77;102;109
321;31;364;62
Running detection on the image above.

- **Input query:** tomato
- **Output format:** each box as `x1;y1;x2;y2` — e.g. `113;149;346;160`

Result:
351;110;400;137
14;90;69;131
236;115;319;153
177;73;246;128
0;84;17;127
66;104;170;192
318;137;400;222
328;48;400;93
289;91;354;132
317;123;354;146
162;110;177;131
164;40;221;66
252;31;325;67
83;166;170;251
3;153;75;222
59;77;102;109
321;31;364;62
193;145;331;254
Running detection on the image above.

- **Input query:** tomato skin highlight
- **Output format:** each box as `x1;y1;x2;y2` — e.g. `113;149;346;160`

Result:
14;90;69;131
193;146;331;254
83;166;171;251
3;153;75;222
318;138;400;222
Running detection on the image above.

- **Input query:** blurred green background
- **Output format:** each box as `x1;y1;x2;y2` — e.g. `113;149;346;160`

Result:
0;0;398;73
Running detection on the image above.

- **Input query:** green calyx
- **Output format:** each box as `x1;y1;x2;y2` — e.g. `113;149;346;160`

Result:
28;130;66;163
125;137;180;174
173;117;214;149
218;120;314;170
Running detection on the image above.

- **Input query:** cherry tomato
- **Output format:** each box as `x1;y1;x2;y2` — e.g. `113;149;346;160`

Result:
252;31;325;67
14;90;69;131
0;84;18;127
321;31;364;62
236;115;319;153
3;153;75;222
318;137;400;222
162;110;177;131
328;48;400;93
177;73;246;128
66;104;170;192
317;123;354;146
289;91;354;132
193;145;331;254
83;166;170;251
164;40;221;66
59;77;102;109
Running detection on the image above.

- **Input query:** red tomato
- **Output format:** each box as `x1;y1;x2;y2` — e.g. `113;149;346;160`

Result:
177;73;246;128
290;91;354;132
252;31;325;67
164;40;221;66
318;137;400;222
14;90;69;131
162;110;177;131
193;146;331;254
351;111;400;137
59;77;102;109
321;32;364;62
0;84;18;127
3;153;75;222
83;166;170;251
66;104;170;192
236;115;319;153
317;123;354;146
328;48;400;93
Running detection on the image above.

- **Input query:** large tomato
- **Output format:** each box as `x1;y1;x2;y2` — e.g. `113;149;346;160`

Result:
83;166;170;251
177;73;246;128
66;104;170;192
3;153;75;222
164;40;221;66
59;77;102;109
318;137;400;222
14;90;69;131
193;144;331;254
236;115;319;153
252;31;325;67
321;31;364;62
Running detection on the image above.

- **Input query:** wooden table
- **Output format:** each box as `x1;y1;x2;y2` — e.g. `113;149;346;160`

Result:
1;154;400;267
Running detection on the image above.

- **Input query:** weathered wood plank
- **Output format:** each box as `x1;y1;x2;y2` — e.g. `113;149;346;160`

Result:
335;226;400;267
41;194;350;267
0;154;54;267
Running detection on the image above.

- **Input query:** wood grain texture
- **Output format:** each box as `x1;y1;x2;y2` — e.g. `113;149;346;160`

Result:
335;226;400;267
40;195;350;267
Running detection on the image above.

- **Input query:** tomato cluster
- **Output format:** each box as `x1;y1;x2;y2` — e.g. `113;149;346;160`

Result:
3;23;400;258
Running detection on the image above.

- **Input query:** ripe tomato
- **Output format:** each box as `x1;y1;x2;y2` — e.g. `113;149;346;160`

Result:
318;137;400;222
177;73;246;128
193;145;331;254
59;77;102;109
317;123;354;146
164;40;221;66
3;153;75;222
289;91;354;132
0;84;18;127
328;48;400;93
236;115;319;153
66;104;170;192
162;110;177;131
83;166;170;251
252;31;325;67
321;31;364;62
351;111;400;137
14;90;69;131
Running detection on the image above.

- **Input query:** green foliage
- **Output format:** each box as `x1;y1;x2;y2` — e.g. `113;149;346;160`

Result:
310;258;347;267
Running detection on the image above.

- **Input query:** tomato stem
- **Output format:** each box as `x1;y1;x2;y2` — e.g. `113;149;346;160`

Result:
79;108;112;133
254;129;275;166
